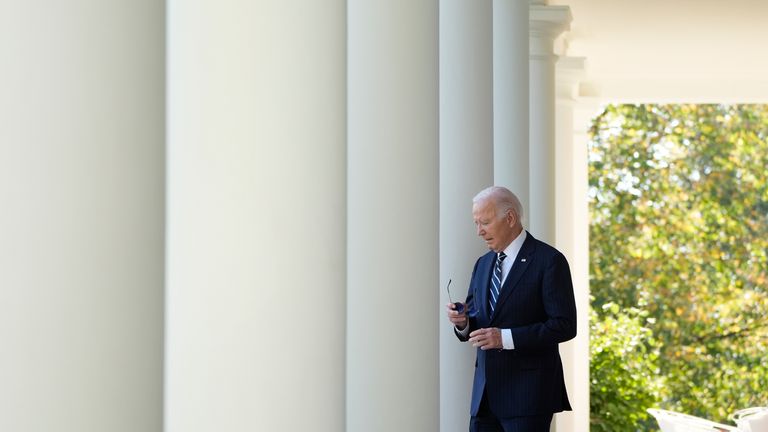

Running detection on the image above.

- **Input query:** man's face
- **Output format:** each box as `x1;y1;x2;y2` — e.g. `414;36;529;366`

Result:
472;200;516;253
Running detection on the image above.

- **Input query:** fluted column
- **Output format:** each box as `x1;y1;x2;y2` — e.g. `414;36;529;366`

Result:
0;1;164;431
493;0;530;208
529;4;571;244
166;2;346;431
555;56;590;432
347;2;439;431
440;1;494;431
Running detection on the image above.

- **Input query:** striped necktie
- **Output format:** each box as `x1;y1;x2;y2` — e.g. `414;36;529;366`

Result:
489;252;507;315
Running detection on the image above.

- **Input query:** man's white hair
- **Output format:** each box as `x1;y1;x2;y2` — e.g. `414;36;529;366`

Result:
472;186;525;225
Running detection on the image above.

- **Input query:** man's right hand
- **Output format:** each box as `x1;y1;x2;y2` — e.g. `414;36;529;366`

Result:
445;303;468;330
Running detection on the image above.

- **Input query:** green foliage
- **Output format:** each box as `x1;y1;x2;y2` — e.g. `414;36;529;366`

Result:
588;104;768;429
590;302;664;432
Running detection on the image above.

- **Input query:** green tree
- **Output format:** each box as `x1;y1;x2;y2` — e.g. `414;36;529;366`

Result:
588;104;768;428
590;302;664;432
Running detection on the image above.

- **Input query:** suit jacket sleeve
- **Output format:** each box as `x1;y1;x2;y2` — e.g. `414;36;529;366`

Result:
510;250;577;349
454;258;480;342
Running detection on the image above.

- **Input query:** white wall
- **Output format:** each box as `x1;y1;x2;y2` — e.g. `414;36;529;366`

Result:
0;1;165;431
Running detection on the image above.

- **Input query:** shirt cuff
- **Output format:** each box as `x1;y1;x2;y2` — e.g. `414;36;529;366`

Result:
456;324;470;338
501;328;515;350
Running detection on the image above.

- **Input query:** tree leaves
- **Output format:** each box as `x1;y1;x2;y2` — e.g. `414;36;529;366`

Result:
590;302;664;432
589;104;768;429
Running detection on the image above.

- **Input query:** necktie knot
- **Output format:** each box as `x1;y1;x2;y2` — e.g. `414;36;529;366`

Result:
497;252;507;263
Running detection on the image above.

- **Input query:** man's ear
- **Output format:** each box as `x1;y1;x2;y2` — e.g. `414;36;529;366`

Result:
506;209;517;227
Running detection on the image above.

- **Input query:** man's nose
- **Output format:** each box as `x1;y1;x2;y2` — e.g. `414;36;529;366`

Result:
476;225;483;236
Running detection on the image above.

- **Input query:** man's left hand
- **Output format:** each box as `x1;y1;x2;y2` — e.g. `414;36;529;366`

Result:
468;327;502;350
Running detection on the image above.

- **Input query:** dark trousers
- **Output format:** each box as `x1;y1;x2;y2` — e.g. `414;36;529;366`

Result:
469;391;553;432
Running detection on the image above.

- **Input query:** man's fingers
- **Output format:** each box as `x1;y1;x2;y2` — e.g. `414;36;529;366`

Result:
469;329;486;345
469;328;488;338
469;328;499;350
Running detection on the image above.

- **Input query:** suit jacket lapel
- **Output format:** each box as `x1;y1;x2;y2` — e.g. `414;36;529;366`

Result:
492;232;536;320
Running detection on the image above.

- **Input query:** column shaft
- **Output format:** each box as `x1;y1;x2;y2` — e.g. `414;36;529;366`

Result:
529;5;571;244
0;1;164;431
529;59;556;242
439;1;494;431
347;1;439;431
529;6;572;432
567;102;601;432
555;57;591;432
166;1;346;431
493;0;530;209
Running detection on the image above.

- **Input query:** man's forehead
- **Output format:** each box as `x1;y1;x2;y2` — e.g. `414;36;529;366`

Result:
473;200;495;214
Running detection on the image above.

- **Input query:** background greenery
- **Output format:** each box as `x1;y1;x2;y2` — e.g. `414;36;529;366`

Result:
588;104;768;431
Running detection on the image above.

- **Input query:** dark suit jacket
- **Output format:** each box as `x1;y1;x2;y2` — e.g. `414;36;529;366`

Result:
456;231;577;418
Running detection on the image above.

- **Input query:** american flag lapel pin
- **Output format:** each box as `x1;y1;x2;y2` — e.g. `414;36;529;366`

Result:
521;258;527;262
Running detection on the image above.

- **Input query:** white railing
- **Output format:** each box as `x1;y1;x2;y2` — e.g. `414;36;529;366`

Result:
731;407;768;432
647;408;739;432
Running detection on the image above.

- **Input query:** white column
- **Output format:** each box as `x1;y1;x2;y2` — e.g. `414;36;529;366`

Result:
529;6;572;432
439;1;494;431
493;0;530;208
347;2;439;431
0;2;164;431
528;5;571;244
166;2;346;431
555;56;591;432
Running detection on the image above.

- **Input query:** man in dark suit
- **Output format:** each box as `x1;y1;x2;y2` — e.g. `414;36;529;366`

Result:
446;186;577;432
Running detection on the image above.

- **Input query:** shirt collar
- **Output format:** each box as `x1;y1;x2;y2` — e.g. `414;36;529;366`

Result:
501;230;526;261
